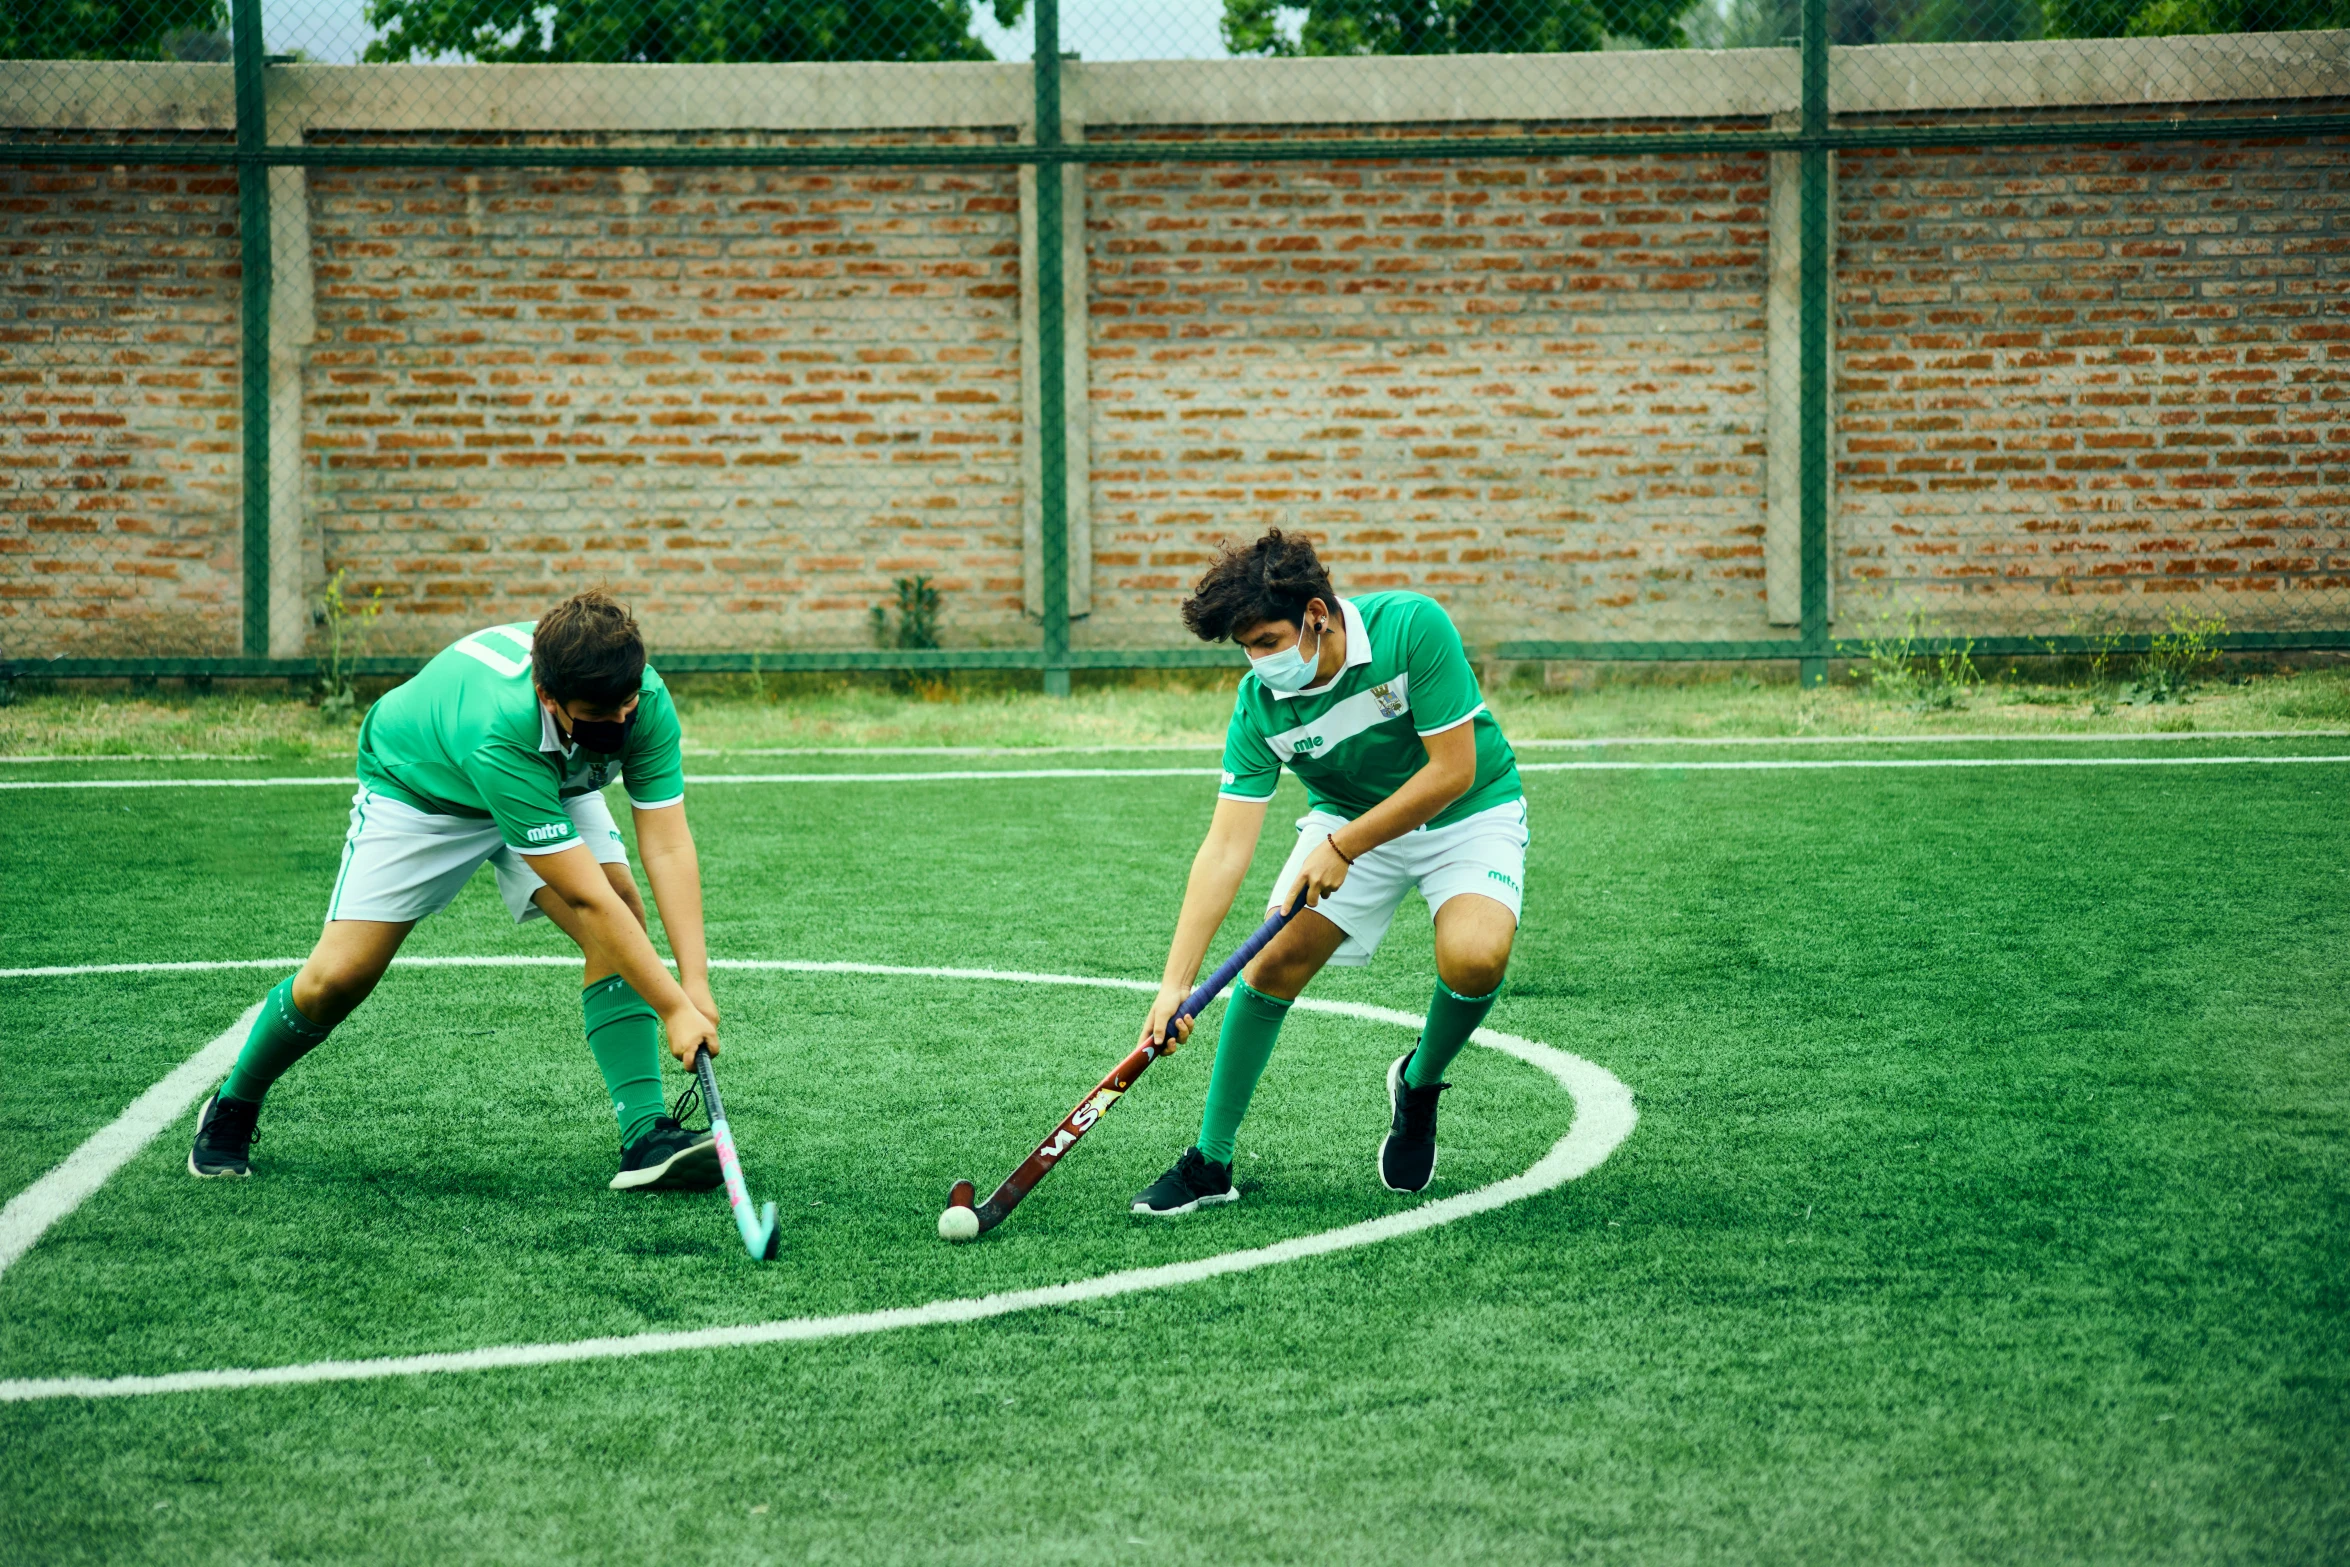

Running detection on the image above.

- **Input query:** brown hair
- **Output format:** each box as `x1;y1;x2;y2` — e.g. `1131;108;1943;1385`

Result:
1179;529;1338;643
532;590;646;709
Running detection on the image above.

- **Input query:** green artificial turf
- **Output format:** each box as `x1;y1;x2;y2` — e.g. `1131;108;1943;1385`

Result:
2;747;2346;1564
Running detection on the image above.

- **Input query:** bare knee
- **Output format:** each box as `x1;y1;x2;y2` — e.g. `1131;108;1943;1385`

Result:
1436;953;1508;998
1434;929;1513;998
1244;949;1314;1001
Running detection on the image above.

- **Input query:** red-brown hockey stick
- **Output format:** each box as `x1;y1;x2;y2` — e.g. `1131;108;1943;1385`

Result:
941;899;1305;1240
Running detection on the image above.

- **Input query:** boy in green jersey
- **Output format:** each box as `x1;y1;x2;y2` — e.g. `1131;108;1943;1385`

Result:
189;591;729;1193
1133;530;1527;1214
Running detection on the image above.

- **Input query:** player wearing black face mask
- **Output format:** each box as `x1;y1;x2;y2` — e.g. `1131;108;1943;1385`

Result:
556;704;638;756
191;590;728;1201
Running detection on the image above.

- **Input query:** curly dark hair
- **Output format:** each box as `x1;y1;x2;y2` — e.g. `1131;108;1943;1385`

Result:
532;589;646;709
1180;529;1338;643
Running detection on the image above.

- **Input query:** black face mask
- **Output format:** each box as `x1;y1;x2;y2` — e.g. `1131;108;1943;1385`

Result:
565;707;636;756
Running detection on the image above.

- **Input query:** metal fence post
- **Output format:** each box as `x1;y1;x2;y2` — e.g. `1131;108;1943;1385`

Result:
1033;0;1071;698
1797;0;1831;687
232;0;272;660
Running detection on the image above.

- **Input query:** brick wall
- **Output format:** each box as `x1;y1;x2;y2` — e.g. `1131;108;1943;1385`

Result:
2;121;2346;661
0;159;240;658
1837;132;2350;637
304;151;1026;652
1083;140;1772;648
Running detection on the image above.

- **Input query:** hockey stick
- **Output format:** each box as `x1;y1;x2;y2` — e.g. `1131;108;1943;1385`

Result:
939;893;1308;1242
693;1046;780;1261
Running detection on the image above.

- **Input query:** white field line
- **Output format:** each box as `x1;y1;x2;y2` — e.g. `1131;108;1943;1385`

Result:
0;768;1223;790
0;957;1145;982
1519;753;2350;773
0;962;1635;1404
8;752;2350;792
0;753;268;764
3;730;2343;771
685;743;1220;757
0;1003;259;1280
0;959;308;979
1511;728;2350;747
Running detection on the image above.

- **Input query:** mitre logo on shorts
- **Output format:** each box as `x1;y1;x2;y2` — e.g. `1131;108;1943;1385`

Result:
524;822;572;844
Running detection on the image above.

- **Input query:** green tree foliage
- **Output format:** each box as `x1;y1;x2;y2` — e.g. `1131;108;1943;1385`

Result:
362;0;1027;64
1718;0;2342;42
2;1;227;60
2046;0;2346;34
1222;0;1703;55
1717;0;2041;44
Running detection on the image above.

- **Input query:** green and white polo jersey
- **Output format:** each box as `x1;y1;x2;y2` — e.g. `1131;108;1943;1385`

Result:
1219;592;1521;829
354;622;687;854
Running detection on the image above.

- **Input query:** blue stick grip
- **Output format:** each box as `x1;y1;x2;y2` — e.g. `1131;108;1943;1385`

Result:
1158;898;1306;1046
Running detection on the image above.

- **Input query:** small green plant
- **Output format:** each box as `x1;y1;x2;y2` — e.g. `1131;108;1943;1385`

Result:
871;575;942;651
1848;614;1919;703
1915;637;1979;711
871;575;944;695
314;568;383;724
1841;608;1976;712
2124;609;2225;706
2085;621;2131;688
731;651;779;706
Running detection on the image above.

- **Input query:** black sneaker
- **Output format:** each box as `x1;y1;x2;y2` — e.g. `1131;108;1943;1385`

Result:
1130;1147;1237;1216
188;1092;261;1179
609;1116;720;1192
1379;1050;1448;1193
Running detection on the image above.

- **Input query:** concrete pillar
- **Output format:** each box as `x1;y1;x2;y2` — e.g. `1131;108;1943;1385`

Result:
1767;129;1833;628
264;92;317;658
1020;115;1092;621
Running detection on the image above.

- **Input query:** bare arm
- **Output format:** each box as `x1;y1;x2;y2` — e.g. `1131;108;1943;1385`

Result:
633;801;716;1027
532;842;717;1066
1286;722;1479;913
1139;796;1269;1050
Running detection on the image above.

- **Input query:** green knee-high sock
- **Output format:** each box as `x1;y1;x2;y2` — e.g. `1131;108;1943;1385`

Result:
1196;980;1292;1165
220;977;333;1106
584;976;665;1148
1404;980;1500;1089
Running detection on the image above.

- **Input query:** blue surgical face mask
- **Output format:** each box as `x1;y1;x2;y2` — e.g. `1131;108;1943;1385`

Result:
1248;613;1327;694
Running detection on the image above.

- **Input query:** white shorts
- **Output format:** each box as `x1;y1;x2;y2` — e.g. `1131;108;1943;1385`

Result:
1266;797;1527;968
324;787;630;927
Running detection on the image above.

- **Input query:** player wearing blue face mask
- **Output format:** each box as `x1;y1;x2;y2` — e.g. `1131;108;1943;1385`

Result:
1132;529;1528;1215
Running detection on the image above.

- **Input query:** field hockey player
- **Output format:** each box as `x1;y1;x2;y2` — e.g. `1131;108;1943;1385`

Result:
187;591;729;1195
1133;529;1528;1216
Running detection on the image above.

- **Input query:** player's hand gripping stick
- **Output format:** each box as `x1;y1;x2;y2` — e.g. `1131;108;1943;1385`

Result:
693;1046;781;1261
938;897;1307;1243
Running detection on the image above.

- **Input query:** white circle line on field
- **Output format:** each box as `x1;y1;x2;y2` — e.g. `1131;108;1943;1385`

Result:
0;957;1635;1405
8;752;2350;792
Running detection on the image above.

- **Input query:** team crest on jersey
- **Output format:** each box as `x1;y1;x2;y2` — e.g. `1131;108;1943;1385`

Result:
1371;682;1405;719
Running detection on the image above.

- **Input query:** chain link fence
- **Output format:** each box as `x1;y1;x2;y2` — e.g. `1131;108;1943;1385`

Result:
2;0;2344;684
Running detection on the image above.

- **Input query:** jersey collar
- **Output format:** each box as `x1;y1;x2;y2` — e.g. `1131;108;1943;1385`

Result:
537;703;577;759
1270;596;1370;701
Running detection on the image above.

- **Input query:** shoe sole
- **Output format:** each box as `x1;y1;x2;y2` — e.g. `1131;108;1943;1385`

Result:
1378;1053;1437;1194
186;1096;251;1179
1129;1189;1238;1218
609;1135;722;1192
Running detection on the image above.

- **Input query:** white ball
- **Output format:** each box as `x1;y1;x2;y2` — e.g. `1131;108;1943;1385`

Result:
937;1205;981;1243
